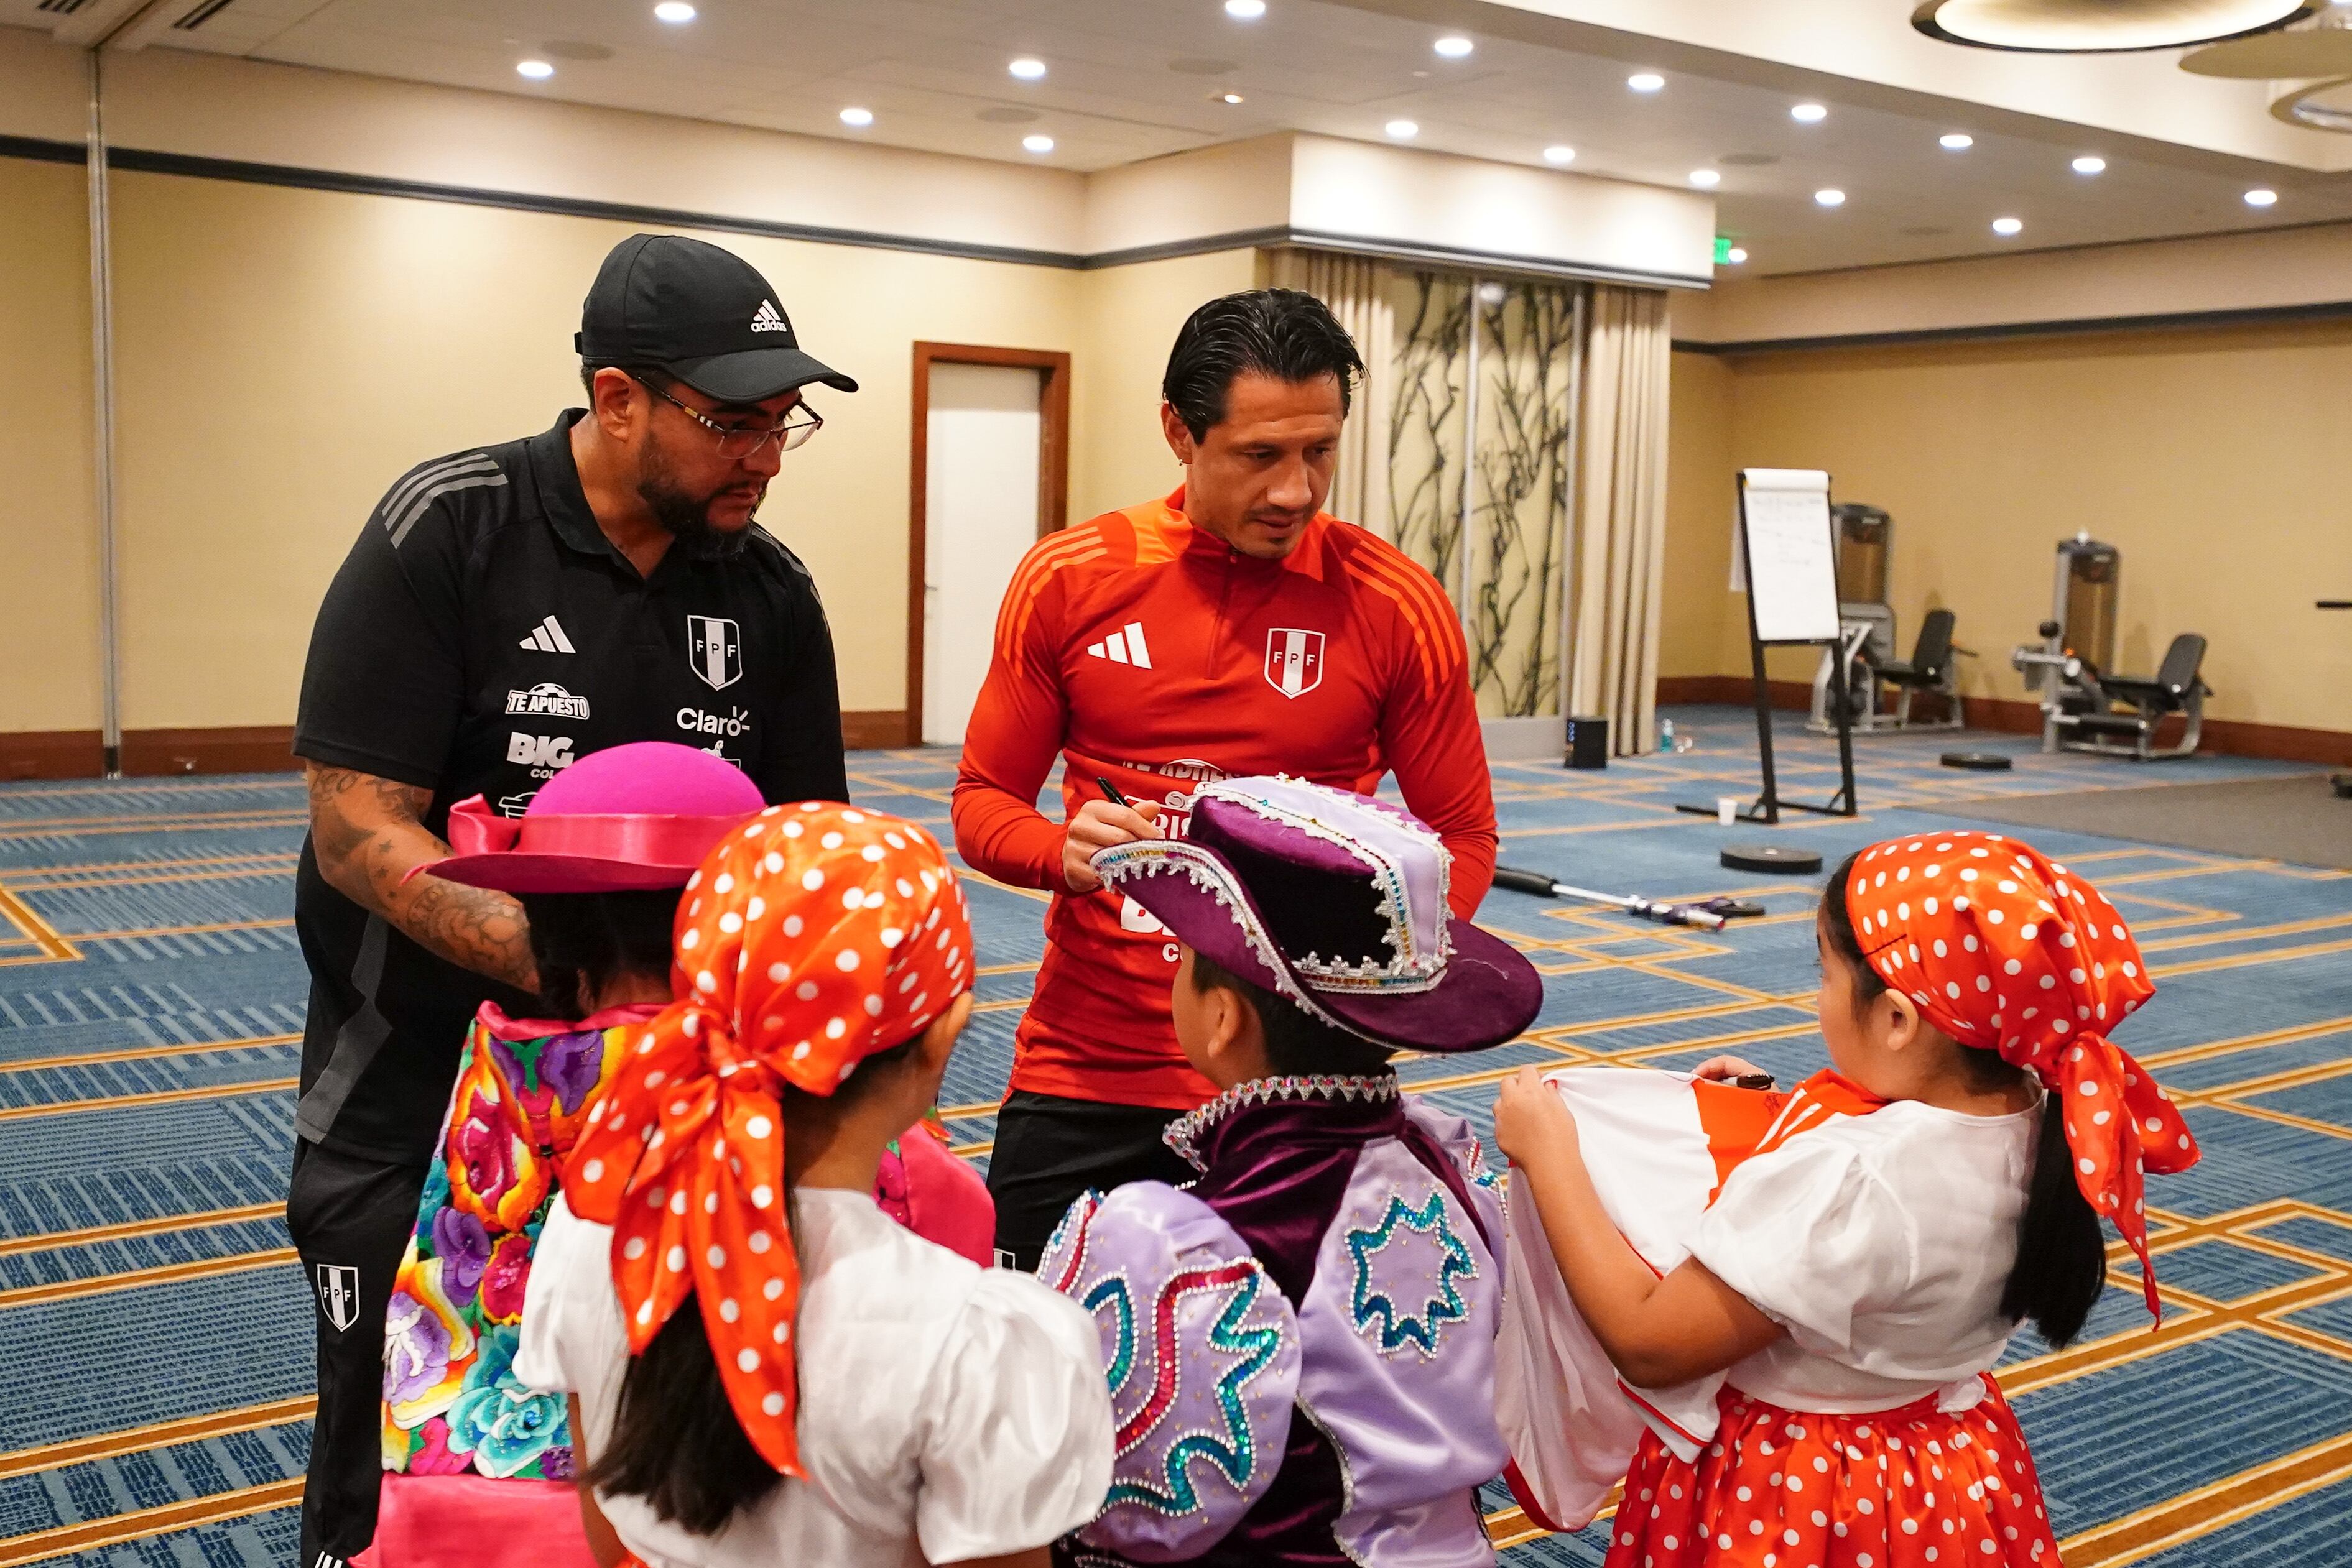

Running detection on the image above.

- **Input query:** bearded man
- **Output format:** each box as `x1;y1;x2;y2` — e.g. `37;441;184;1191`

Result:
284;233;850;1568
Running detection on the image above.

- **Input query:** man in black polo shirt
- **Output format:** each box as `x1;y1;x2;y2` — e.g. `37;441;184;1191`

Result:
287;233;853;1568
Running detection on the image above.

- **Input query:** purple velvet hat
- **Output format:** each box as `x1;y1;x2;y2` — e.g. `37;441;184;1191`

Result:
1092;776;1541;1053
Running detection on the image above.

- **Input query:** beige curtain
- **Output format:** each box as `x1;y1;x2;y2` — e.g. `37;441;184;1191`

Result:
1266;248;1393;540
1567;285;1672;755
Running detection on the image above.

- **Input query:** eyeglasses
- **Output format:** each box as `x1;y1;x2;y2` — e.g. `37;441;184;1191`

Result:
642;378;822;458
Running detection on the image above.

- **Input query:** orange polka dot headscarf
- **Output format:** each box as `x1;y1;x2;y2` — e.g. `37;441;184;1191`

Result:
1843;831;2197;1318
561;802;974;1478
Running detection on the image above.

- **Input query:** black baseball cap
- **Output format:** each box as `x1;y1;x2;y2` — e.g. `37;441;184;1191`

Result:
575;234;858;404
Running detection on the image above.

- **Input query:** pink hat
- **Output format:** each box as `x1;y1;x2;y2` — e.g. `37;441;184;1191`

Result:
420;742;767;895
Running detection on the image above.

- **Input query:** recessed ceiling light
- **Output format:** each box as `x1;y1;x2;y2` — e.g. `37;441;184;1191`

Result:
1790;102;1828;122
653;1;695;21
1627;71;1665;92
1543;144;1576;164
840;107;873;127
1023;133;1055;154
1434;35;1473;57
1385;118;1419;139
516;58;554;79
1225;0;1266;16
1689;168;1721;187
1992;216;2023;235
2246;187;2279;205
2072;155;2106;174
1814;188;1846;206
1009;57;1047;80
1726;247;1749;264
1940;132;1974;149
1216;91;1244;104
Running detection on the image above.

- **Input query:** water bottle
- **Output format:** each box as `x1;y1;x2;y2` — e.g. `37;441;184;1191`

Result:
1658;718;1676;753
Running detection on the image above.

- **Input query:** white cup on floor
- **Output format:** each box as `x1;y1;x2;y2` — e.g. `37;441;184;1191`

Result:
1716;796;1739;826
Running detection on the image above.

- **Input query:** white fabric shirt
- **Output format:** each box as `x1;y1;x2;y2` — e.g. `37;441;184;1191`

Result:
517;1189;1114;1568
1691;1096;2040;1414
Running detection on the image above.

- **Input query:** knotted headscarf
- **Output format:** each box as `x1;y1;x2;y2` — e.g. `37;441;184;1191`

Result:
562;802;975;1477
1842;831;2197;1317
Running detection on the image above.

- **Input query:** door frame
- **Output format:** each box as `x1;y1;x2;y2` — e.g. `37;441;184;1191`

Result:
907;341;1072;746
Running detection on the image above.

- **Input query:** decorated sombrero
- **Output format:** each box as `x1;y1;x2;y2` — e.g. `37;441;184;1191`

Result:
1091;775;1541;1053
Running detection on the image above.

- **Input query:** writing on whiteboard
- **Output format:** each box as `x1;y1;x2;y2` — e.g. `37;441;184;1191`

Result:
1739;469;1840;644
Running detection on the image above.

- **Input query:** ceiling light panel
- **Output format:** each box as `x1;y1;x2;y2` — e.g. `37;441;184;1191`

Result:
1815;188;1846;206
1009;57;1046;80
1434;35;1473;57
1912;0;2307;52
653;2;695;22
1790;102;1827;121
1225;0;1266;16
1941;132;1975;149
1627;71;1665;91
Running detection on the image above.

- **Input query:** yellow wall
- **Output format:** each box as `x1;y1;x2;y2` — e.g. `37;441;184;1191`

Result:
0;157;100;734
1662;326;2352;732
0;135;1269;744
1660;350;1733;680
1070;248;1259;522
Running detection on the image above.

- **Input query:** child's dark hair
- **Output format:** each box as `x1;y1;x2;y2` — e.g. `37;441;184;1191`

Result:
581;1035;920;1534
1186;950;1396;1078
1820;851;2107;1347
516;888;679;1018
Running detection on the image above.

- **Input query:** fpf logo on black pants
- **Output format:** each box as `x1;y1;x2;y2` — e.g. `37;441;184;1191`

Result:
315;1263;361;1332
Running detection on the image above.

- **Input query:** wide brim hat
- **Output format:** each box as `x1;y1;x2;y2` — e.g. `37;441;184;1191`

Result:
1093;777;1541;1053
419;740;766;895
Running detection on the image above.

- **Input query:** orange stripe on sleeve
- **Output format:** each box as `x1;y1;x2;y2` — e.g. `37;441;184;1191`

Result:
1343;543;1466;689
994;528;1106;658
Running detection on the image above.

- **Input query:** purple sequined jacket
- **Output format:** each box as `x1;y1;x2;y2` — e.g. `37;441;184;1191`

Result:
1040;1075;1508;1566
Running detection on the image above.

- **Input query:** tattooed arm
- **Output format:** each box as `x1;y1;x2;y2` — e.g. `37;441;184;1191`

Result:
305;762;538;993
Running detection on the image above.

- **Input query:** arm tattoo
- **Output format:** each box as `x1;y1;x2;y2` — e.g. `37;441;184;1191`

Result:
305;764;540;993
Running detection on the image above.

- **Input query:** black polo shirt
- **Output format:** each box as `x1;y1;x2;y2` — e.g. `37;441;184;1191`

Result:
290;410;850;1165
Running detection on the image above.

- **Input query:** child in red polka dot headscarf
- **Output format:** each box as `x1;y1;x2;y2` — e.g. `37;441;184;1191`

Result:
511;803;1113;1568
1494;831;2198;1568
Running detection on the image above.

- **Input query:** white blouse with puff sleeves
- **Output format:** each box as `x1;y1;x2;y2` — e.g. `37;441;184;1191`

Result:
517;1187;1114;1568
1689;1097;2041;1414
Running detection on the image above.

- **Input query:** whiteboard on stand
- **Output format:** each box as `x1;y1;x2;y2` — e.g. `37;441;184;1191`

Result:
1738;468;1840;644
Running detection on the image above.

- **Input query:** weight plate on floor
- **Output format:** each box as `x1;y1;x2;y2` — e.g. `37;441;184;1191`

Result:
1721;843;1823;874
1941;751;2014;771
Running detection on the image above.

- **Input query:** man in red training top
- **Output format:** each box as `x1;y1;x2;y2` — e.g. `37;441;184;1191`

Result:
953;288;1499;1266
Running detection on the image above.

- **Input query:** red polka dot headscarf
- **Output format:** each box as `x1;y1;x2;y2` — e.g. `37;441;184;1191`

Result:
1843;831;2198;1318
562;802;974;1478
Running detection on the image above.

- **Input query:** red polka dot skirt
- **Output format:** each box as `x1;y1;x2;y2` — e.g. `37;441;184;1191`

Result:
1605;1378;2058;1568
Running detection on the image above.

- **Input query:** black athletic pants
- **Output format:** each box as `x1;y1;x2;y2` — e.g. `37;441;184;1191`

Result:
287;1138;427;1568
987;1089;1196;1271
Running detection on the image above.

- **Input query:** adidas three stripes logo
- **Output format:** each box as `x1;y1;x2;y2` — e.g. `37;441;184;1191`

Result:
519;616;576;653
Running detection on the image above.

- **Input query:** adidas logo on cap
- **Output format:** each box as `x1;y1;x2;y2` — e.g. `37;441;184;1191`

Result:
749;300;788;334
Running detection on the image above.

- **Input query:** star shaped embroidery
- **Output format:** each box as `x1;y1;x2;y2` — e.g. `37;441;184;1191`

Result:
1346;1189;1475;1357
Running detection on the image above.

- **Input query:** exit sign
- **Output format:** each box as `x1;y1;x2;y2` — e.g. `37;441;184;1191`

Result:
1714;236;1734;265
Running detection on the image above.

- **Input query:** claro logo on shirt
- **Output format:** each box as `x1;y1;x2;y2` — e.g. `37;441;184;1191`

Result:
506;732;576;778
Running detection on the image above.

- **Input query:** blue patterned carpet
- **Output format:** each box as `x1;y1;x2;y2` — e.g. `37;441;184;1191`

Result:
1;707;2347;1565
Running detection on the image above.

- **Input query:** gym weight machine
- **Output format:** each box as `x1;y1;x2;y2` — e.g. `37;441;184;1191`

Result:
1807;504;1969;735
2011;533;2210;760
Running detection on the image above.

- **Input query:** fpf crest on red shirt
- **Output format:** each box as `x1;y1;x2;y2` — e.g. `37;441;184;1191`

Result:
1264;628;1325;698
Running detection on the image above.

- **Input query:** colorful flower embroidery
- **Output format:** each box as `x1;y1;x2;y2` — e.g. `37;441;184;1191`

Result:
445;1326;570;1479
1345;1189;1475;1358
384;1253;475;1427
382;1018;629;1479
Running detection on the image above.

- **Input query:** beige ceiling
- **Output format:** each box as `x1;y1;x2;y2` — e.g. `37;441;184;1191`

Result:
11;0;2352;275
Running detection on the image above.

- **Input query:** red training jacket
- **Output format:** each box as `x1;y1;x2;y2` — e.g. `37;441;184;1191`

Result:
951;487;1499;1110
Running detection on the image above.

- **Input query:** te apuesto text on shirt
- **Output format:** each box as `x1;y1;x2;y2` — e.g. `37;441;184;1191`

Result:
952;487;1498;1110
